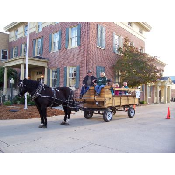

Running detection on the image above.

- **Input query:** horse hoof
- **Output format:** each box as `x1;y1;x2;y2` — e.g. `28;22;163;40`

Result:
38;124;44;128
38;124;47;128
60;121;66;125
65;122;69;125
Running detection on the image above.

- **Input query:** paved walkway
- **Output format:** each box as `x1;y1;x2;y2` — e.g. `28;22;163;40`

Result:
0;103;175;153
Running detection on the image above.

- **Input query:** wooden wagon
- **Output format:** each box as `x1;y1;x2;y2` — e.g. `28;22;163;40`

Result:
77;86;140;122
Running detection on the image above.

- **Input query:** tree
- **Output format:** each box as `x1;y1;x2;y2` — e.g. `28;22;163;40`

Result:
114;38;163;87
0;67;18;89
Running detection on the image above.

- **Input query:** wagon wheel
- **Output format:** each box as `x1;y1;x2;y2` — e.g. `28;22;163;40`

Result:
103;109;113;122
128;107;135;118
84;111;93;119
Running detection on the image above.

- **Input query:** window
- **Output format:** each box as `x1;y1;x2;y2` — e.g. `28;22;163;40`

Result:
37;38;42;55
13;47;18;58
129;42;134;46
147;86;151;97
38;22;42;32
68;67;76;87
15;30;18;40
53;32;59;51
70;26;78;48
97;24;105;49
52;70;57;87
33;37;43;56
139;28;143;34
1;50;8;60
24;25;28;36
65;24;81;49
113;33;123;53
128;22;132;27
139;47;144;53
114;34;119;53
21;43;27;56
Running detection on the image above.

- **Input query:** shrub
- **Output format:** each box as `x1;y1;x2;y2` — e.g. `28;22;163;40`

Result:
140;101;147;104
28;101;35;106
3;101;11;106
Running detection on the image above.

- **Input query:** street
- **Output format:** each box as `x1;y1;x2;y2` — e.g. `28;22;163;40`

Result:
0;103;175;153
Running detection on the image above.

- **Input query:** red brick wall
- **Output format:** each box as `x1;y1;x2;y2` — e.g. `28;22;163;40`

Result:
87;22;145;82
8;22;146;96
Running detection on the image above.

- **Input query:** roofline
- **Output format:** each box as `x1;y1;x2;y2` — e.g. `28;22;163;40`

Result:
3;22;23;32
137;22;152;32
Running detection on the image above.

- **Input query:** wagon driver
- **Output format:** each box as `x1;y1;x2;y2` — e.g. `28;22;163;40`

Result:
80;70;97;98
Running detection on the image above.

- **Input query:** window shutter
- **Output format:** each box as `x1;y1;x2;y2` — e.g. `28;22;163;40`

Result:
76;65;80;89
20;44;22;56
33;39;36;57
101;66;105;73
101;27;105;49
77;24;81;46
113;32;116;53
56;68;60;87
49;34;52;52
65;28;69;49
96;66;105;78
97;24;101;47
16;46;18;56
47;68;50;86
58;30;62;50
96;66;100;78
119;36;123;48
64;67;67;87
40;36;43;55
11;48;13;58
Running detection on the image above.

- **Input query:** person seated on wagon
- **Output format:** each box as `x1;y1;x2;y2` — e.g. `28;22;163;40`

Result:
80;70;97;98
114;83;120;95
107;79;115;95
122;81;129;95
95;72;107;96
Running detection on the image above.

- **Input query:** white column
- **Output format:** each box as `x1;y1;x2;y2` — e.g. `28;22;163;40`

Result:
156;85;159;104
44;67;47;85
145;84;148;104
21;63;25;80
164;85;167;104
167;86;171;103
3;67;7;95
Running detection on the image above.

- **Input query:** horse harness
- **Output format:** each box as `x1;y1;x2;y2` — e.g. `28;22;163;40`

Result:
20;81;74;107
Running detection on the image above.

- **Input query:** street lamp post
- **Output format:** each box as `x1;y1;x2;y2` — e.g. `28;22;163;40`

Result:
10;78;14;105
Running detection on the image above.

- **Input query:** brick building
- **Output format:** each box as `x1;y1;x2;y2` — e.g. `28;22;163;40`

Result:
0;32;9;67
3;22;170;103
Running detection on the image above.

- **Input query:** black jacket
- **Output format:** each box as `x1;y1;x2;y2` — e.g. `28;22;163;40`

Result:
83;75;97;86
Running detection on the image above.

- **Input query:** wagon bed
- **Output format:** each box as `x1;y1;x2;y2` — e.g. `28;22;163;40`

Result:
76;86;140;122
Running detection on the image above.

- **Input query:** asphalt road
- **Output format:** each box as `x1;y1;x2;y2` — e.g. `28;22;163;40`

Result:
0;103;175;153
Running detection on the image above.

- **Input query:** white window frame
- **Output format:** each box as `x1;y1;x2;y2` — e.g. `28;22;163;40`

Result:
148;86;151;98
52;70;57;87
13;47;18;58
36;38;42;56
38;22;42;32
1;49;8;60
68;67;76;87
128;22;132;27
15;30;18;40
114;34;120;53
22;43;27;56
69;26;78;48
24;25;28;36
52;32;59;52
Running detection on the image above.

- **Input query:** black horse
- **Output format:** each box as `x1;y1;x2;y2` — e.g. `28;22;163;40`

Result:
18;78;76;128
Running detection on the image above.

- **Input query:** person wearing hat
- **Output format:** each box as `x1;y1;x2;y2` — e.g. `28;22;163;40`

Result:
80;70;97;98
